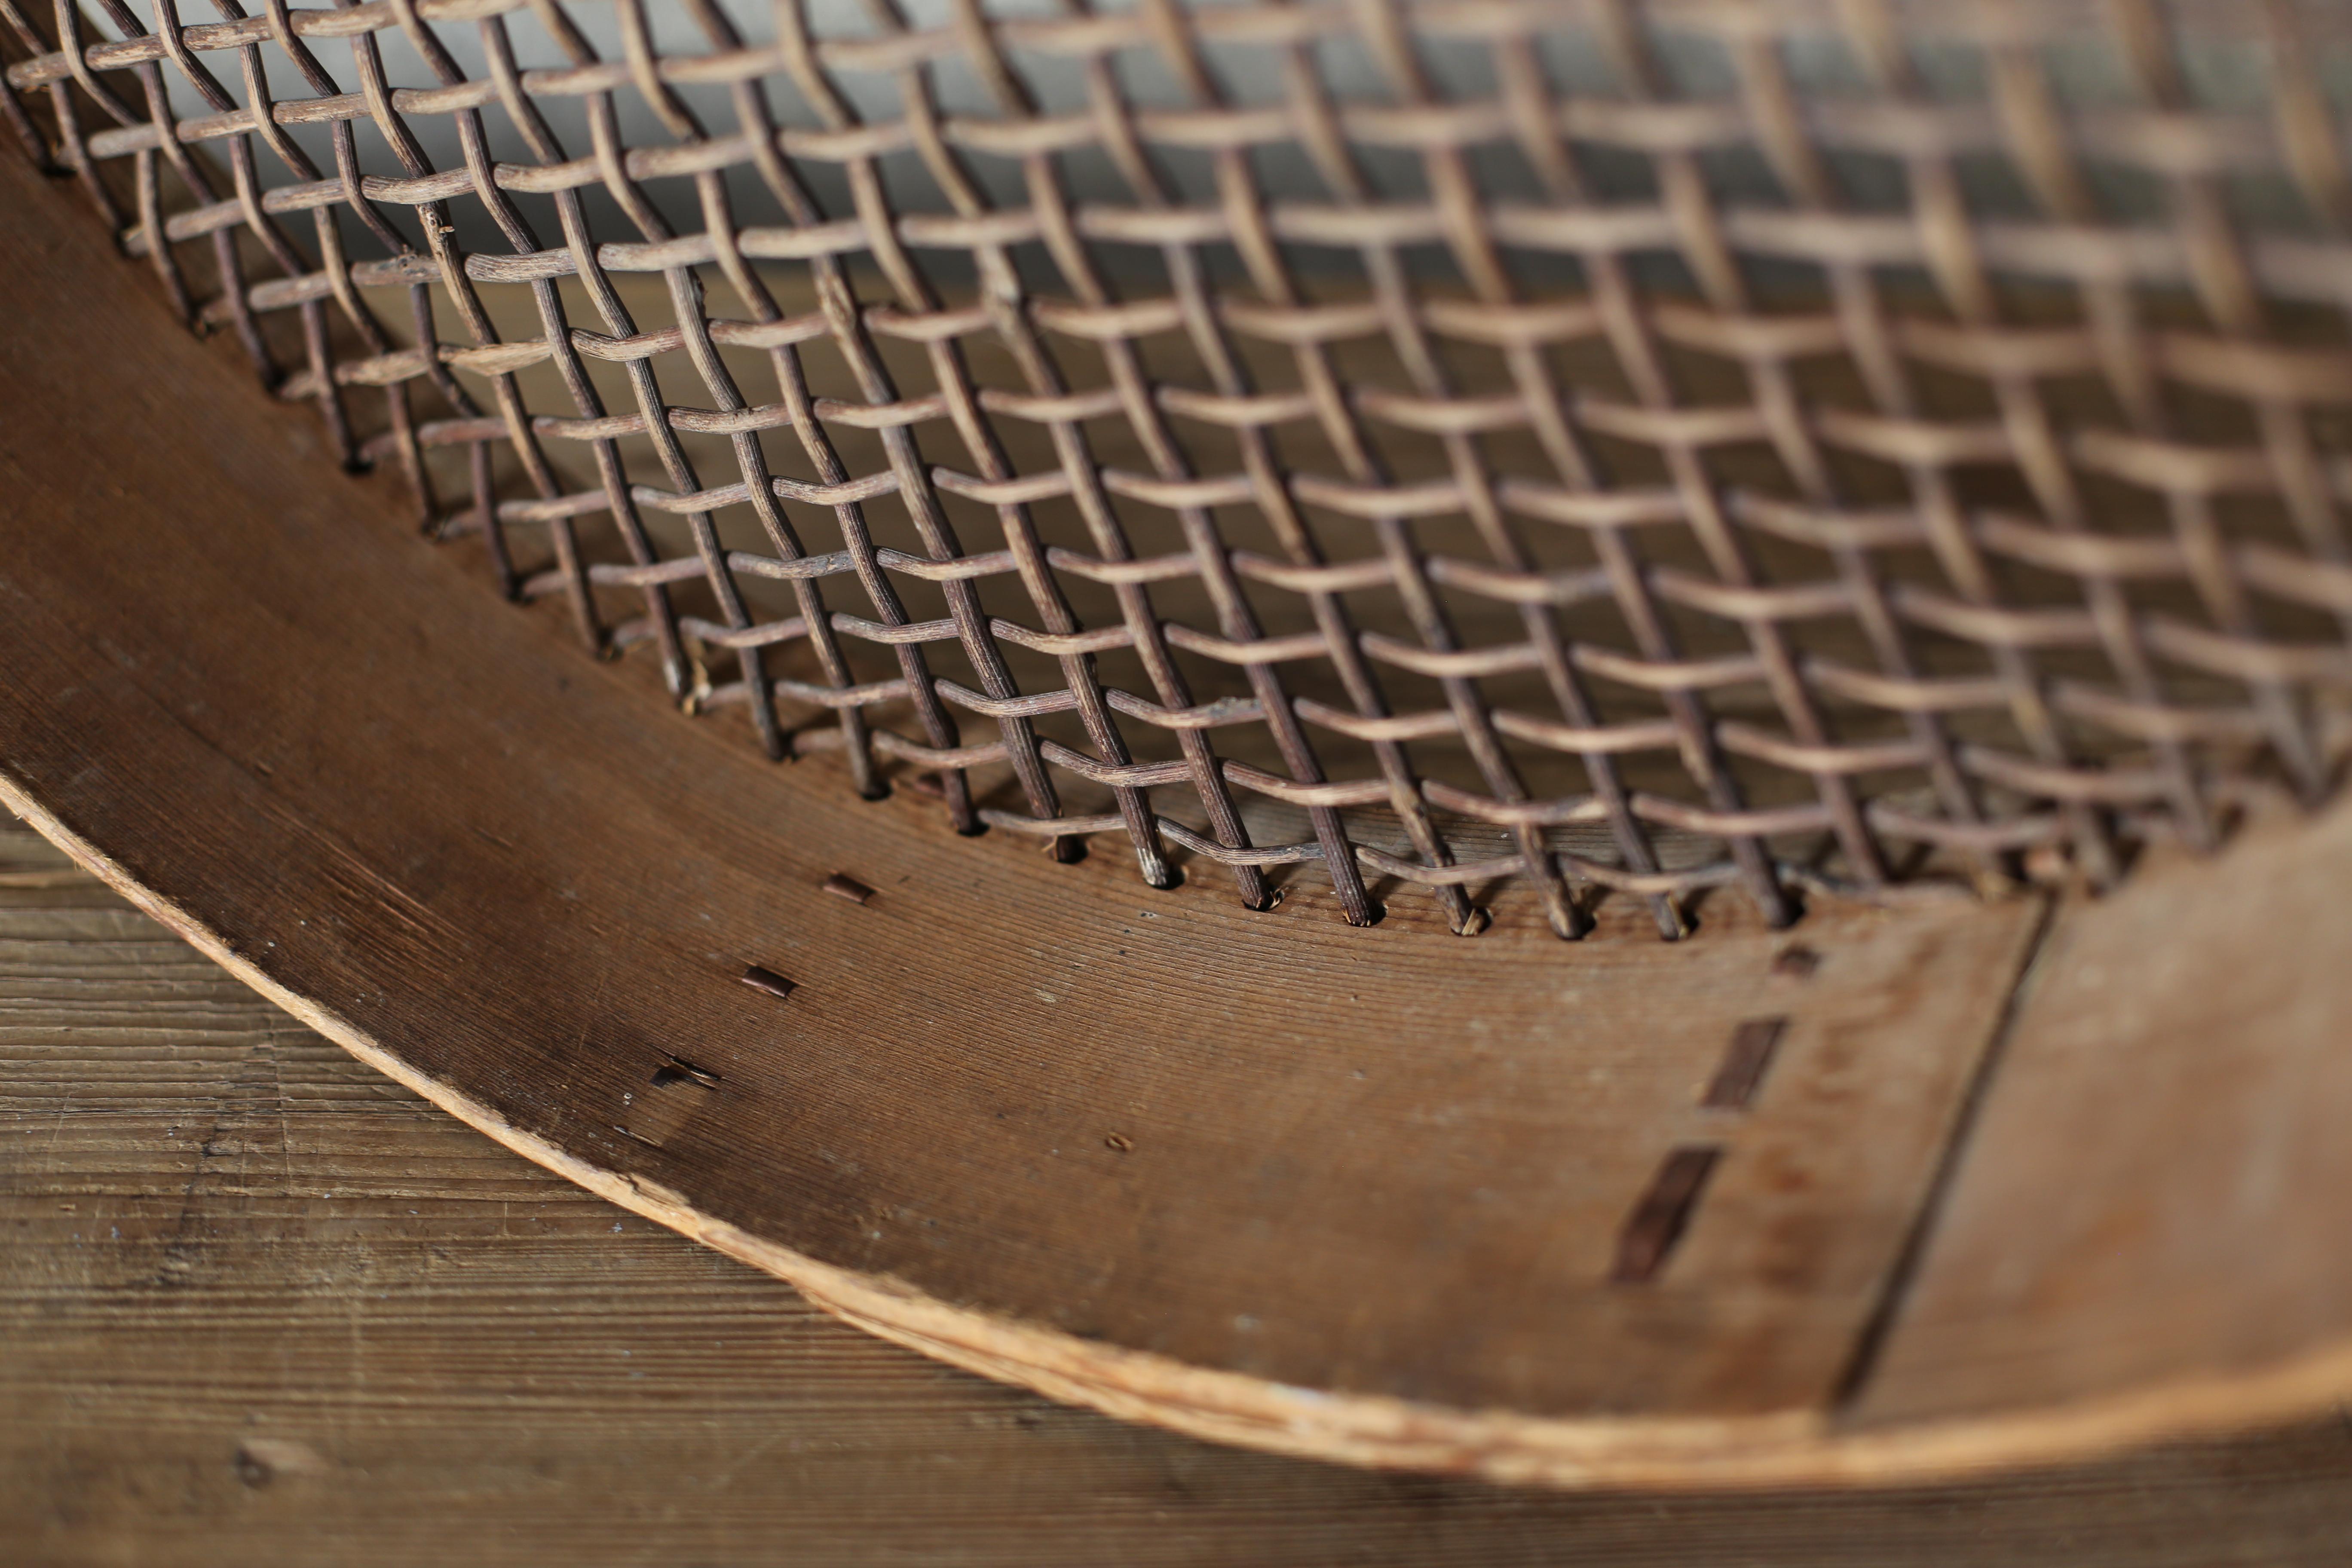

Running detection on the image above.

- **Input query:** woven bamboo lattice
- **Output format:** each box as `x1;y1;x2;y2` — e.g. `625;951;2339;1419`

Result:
9;0;2352;939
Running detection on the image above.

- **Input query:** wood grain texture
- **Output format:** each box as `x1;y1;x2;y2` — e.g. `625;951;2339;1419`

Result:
10;823;2352;1567
1859;802;2352;1425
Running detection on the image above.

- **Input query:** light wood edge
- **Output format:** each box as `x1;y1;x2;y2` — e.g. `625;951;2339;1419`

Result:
7;765;2348;1490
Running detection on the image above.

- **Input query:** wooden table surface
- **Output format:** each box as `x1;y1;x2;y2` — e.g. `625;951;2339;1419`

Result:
6;817;2352;1567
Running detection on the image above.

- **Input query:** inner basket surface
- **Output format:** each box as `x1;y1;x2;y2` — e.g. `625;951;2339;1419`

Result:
17;8;2352;1487
11;0;2352;937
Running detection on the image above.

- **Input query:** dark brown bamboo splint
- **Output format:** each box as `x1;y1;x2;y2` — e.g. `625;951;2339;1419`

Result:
4;0;2352;1488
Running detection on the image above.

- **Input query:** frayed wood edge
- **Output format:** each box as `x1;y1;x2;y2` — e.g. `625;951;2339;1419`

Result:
7;766;2349;1491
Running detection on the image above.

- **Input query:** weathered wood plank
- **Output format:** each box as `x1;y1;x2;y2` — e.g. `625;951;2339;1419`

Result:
1855;802;2352;1430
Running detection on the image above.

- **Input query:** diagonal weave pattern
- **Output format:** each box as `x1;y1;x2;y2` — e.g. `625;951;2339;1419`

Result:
8;0;2352;940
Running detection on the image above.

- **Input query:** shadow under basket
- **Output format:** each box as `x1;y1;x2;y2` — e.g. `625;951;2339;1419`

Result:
6;0;2352;1488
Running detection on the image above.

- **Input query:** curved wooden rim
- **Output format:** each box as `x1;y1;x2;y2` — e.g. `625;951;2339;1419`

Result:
4;775;2350;1488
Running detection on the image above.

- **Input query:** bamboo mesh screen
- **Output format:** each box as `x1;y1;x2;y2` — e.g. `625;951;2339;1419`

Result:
7;0;2352;940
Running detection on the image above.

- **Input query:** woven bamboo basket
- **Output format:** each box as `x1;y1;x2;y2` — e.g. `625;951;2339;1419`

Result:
5;0;2352;1488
